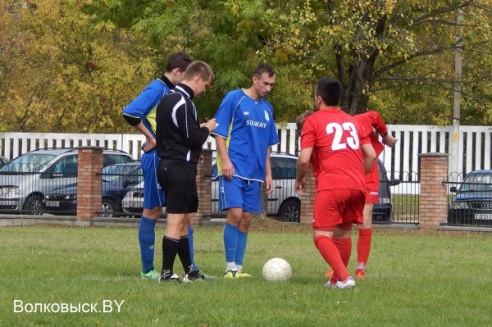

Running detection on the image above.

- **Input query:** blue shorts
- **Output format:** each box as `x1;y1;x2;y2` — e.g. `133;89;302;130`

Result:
218;176;262;213
141;149;165;209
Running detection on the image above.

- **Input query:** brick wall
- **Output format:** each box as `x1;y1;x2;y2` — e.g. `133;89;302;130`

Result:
192;149;213;224
419;153;449;230
299;165;315;225
77;147;103;221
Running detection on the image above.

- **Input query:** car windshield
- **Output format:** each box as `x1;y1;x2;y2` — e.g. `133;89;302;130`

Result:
0;153;56;172
460;174;492;192
102;165;138;182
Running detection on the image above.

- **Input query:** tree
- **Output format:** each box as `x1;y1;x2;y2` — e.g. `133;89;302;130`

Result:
0;0;157;133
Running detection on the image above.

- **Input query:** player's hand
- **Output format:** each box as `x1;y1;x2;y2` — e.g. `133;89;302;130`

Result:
294;180;305;195
143;137;156;152
221;159;234;180
383;134;398;147
264;178;274;195
203;118;218;133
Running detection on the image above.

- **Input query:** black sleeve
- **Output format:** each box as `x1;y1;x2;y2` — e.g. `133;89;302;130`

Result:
123;113;141;126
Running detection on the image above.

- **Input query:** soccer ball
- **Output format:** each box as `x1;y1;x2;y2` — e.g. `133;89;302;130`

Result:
262;258;292;282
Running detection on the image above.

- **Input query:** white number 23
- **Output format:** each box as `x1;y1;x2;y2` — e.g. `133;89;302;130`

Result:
326;122;360;150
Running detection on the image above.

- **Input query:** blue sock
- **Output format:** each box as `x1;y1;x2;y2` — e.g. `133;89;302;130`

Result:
188;225;199;270
235;230;248;266
138;216;156;273
223;223;239;263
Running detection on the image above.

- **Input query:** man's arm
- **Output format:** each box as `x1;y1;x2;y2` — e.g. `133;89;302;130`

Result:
264;147;273;195
295;147;313;195
361;143;377;174
365;111;398;147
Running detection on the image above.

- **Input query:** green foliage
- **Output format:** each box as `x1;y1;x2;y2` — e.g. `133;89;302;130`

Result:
1;0;492;133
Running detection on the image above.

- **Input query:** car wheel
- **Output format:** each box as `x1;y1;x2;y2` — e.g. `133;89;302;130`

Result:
278;200;300;222
23;195;44;215
101;198;116;218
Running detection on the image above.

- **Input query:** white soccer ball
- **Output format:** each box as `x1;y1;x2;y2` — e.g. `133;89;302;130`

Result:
262;258;292;282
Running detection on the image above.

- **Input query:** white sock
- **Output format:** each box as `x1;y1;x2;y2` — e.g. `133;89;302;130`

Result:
226;262;236;272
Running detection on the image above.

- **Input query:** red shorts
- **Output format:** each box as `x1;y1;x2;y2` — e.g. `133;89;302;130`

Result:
313;189;365;229
365;164;379;204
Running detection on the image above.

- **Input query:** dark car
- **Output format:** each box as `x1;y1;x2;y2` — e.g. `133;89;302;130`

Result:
43;162;143;217
372;159;401;222
448;170;492;225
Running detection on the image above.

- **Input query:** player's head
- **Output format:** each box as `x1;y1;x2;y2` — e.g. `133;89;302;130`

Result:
252;63;276;98
315;77;342;110
296;110;314;135
165;52;193;85
182;61;214;97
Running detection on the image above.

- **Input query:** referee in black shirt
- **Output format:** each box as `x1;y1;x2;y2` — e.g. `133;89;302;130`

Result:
156;61;218;282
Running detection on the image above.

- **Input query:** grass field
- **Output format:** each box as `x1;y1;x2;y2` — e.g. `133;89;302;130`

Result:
1;219;491;327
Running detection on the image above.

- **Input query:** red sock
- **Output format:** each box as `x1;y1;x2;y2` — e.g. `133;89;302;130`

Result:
357;228;373;267
333;237;352;267
314;235;349;281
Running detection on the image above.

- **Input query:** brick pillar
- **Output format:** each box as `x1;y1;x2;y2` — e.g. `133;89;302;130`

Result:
418;153;449;230
192;149;213;224
77;147;103;222
299;165;315;225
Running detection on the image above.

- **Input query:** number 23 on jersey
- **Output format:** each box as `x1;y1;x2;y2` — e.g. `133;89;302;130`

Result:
326;122;360;151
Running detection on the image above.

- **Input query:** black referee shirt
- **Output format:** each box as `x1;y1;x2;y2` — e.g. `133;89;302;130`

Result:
156;83;210;164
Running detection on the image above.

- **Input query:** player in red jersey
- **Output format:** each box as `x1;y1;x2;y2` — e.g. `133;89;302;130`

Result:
323;111;398;279
295;77;377;289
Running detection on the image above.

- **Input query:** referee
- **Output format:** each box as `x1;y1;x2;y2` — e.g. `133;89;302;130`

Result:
155;61;218;282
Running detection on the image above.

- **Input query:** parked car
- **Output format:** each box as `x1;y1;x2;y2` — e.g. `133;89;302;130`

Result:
43;162;143;217
0;148;134;215
0;156;9;169
448;170;492;225
122;153;399;223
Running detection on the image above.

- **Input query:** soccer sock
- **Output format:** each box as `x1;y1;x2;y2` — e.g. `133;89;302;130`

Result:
161;236;180;278
177;235;194;274
333;237;352;268
314;235;350;281
357;228;373;269
223;223;239;266
138;216;156;273
188;225;199;270
234;230;248;269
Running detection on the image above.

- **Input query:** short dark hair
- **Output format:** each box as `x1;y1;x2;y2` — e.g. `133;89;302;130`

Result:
253;63;275;78
316;77;342;106
183;61;214;83
165;52;192;73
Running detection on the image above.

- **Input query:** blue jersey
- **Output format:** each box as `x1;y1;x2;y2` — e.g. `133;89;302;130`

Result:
213;89;279;182
123;77;173;137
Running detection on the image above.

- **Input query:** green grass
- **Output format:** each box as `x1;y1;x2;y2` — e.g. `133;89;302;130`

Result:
1;220;491;327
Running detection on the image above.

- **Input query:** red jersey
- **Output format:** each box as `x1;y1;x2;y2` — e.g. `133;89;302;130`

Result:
300;108;370;192
354;110;388;157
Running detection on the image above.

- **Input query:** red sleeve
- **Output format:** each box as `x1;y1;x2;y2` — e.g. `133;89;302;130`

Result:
300;117;316;149
363;110;388;136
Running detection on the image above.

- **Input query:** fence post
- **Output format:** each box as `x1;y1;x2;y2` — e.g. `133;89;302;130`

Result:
299;166;315;225
418;153;449;230
76;147;103;224
192;149;213;225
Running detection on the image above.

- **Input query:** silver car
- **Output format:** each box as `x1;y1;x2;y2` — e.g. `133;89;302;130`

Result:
122;152;301;221
0;148;134;215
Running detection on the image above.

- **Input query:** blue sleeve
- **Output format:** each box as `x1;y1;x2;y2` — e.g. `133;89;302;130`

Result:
212;91;237;139
123;80;165;118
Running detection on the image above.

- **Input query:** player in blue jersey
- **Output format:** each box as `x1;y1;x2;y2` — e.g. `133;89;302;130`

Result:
212;63;280;278
122;52;201;280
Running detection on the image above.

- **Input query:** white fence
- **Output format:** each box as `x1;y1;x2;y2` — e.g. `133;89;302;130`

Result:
1;124;491;185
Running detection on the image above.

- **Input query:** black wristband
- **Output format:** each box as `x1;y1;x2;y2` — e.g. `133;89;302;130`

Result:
381;131;388;137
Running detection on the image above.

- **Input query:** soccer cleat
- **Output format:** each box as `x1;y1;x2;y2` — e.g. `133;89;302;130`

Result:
183;270;207;283
323;278;337;288
141;269;160;280
336;276;355;289
354;269;365;280
236;272;252;278
224;268;238;279
159;273;181;283
324;269;334;278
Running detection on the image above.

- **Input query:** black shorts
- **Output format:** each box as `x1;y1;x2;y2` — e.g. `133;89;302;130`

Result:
158;159;198;214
